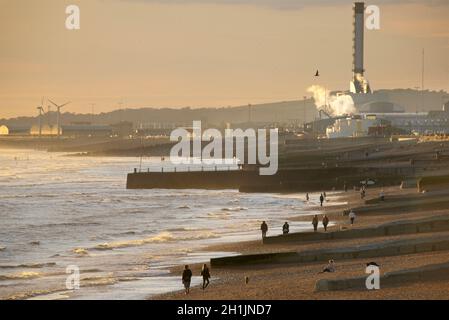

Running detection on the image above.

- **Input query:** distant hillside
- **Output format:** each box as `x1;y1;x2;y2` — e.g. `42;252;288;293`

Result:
1;89;447;128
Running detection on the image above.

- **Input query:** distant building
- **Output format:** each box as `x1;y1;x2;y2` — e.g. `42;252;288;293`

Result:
0;125;8;135
0;125;30;136
30;124;59;136
111;121;134;137
326;116;380;138
359;101;405;113
61;124;112;137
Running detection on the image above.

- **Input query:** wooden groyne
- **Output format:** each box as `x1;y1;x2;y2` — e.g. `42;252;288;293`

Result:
315;261;449;292
210;235;449;267
263;215;449;244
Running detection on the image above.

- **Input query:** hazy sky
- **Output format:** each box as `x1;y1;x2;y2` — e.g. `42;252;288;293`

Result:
0;0;448;118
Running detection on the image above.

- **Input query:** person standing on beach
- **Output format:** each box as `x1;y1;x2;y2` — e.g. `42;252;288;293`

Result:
312;215;319;232
201;264;211;290
261;221;268;238
320;194;324;207
282;222;290;235
182;265;193;295
306;193;310;202
349;210;356;225
360;188;366;199
322;215;329;232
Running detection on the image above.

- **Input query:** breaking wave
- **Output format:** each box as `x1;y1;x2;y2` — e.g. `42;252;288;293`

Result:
91;231;219;250
221;207;248;212
0;262;56;269
0;271;42;281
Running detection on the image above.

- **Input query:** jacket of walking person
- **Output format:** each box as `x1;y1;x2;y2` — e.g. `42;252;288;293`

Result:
260;221;268;238
182;265;193;294
349;210;356;225
312;215;319;232
282;222;290;235
201;264;211;290
322;215;329;232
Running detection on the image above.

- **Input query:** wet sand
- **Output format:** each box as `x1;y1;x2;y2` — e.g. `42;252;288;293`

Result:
152;186;449;300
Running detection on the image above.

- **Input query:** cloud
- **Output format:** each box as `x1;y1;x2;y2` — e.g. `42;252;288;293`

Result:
123;0;449;10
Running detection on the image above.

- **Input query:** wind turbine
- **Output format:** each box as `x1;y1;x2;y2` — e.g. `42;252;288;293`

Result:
48;99;70;138
37;97;45;137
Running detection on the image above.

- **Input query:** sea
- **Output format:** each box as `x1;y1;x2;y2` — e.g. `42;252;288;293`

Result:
0;148;335;300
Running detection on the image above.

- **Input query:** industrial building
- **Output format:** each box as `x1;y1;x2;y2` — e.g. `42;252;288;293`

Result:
305;2;449;138
326;116;380;138
0;125;31;136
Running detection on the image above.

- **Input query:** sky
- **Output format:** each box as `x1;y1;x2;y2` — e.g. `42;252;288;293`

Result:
0;0;448;118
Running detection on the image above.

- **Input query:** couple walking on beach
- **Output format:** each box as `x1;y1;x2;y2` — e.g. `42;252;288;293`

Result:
260;221;290;239
182;264;211;295
312;214;329;232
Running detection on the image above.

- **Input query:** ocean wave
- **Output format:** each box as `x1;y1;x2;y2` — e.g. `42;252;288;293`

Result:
124;209;147;214
73;248;89;256
31;222;101;228
0;271;42;281
221;206;248;212
5;289;64;301
91;231;219;250
207;212;231;219
166;227;202;232
81;274;117;287
0;262;56;269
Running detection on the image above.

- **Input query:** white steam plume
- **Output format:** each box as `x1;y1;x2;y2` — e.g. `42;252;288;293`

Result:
307;85;356;116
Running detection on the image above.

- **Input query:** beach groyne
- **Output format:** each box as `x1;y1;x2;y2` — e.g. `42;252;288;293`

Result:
315;261;449;292
210;235;449;267
418;175;449;193
126;166;407;191
263;215;449;244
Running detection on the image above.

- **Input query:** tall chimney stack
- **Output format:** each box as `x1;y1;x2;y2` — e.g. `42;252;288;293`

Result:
350;2;371;94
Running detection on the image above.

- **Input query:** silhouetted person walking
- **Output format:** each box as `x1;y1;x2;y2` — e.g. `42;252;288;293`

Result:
261;221;268;239
322;215;329;232
182;265;193;295
320;194;324;207
201;264;211;290
306;193;310;201
312;215;319;232
282;222;290;235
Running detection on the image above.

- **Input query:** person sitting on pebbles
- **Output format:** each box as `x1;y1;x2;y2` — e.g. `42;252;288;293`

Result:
319;259;336;274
